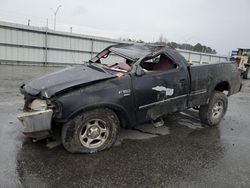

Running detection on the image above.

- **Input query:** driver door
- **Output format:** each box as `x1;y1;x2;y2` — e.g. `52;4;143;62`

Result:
132;53;189;123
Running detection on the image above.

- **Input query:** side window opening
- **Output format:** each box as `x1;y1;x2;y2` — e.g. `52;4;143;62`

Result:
141;54;177;72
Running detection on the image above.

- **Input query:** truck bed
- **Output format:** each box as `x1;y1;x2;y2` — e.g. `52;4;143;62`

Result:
188;62;241;107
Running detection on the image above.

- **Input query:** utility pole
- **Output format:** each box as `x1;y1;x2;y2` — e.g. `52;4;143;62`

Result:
50;5;62;30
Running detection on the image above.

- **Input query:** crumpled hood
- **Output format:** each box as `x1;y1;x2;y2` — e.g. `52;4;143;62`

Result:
22;65;115;98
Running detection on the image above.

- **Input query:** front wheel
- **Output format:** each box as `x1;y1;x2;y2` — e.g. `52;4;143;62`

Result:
199;91;228;126
61;108;119;153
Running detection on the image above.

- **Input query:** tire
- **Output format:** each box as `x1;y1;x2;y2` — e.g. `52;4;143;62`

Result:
243;67;250;79
61;108;119;153
199;91;228;126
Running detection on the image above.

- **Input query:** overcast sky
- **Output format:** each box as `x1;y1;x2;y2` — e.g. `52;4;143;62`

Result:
0;0;249;55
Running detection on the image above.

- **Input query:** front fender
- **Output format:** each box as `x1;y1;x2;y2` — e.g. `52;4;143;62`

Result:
56;102;135;129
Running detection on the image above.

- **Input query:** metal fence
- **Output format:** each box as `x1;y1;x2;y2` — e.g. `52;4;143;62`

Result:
0;20;229;65
178;49;229;64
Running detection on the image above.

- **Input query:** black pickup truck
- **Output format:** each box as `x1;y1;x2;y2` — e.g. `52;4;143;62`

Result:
17;44;241;153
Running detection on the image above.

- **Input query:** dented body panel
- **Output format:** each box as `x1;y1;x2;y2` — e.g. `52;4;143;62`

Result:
23;65;116;98
17;109;53;138
17;44;241;139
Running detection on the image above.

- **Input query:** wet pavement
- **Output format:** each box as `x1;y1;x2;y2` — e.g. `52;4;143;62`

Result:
0;64;250;188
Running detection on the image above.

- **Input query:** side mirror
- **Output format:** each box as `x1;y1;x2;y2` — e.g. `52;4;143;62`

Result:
135;65;145;76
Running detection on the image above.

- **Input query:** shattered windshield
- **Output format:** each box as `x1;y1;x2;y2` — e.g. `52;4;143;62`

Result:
89;44;169;73
92;52;134;73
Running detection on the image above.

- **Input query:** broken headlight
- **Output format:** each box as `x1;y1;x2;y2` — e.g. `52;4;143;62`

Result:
29;99;47;111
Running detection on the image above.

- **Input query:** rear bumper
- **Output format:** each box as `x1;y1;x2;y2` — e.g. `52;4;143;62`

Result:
17;109;53;138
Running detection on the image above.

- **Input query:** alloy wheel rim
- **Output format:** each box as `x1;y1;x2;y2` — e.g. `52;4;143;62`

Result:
79;119;109;149
212;101;224;119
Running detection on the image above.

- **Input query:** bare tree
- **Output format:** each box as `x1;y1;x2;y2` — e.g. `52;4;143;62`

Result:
157;34;168;45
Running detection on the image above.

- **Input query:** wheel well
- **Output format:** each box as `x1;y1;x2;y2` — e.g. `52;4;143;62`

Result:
111;108;128;129
66;104;131;129
214;81;230;95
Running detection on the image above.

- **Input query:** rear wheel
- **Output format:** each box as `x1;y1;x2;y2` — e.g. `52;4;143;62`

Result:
61;108;119;153
243;67;250;79
199;91;228;126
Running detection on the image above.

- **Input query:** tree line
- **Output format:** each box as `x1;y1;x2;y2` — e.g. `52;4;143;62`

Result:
167;42;217;54
121;35;217;54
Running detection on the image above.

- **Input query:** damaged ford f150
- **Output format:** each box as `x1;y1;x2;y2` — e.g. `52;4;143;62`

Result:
17;43;241;153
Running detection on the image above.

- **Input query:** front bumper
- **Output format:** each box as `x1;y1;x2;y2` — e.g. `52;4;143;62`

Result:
17;109;53;138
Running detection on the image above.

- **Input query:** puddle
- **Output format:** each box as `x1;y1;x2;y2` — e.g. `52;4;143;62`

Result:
115;122;170;146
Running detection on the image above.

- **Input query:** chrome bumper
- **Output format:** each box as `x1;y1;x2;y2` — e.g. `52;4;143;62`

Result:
17;109;53;135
